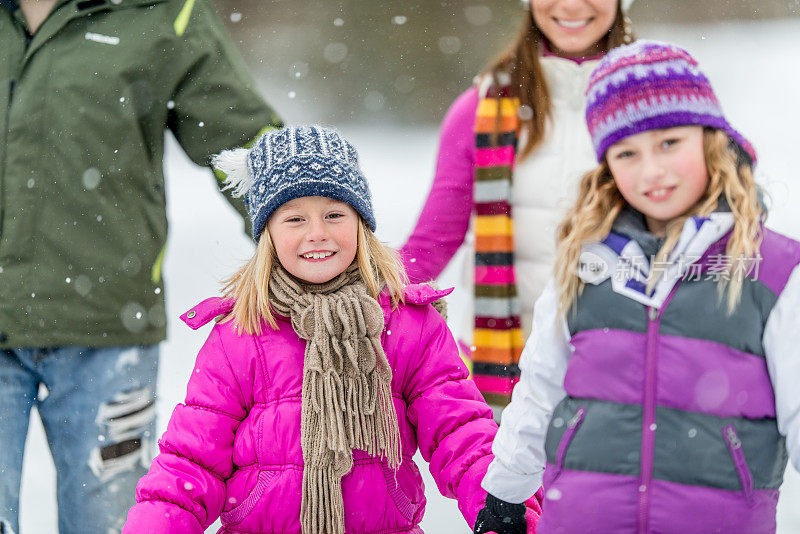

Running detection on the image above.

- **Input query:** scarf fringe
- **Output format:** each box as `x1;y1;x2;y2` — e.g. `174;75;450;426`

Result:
305;368;402;468
301;463;346;534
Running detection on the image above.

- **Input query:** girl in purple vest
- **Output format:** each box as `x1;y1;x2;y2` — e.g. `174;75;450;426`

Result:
400;0;637;415
475;41;800;534
122;126;542;533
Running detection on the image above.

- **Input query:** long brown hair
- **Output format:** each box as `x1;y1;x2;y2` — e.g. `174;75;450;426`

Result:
554;129;763;316
221;217;407;335
485;2;632;160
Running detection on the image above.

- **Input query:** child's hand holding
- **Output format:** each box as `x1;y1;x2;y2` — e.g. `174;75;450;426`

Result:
473;493;539;534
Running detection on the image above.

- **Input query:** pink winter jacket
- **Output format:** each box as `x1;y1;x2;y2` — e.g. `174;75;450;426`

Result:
123;284;499;533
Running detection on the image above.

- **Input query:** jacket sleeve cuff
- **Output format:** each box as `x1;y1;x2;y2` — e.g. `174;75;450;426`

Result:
481;456;543;504
123;500;203;534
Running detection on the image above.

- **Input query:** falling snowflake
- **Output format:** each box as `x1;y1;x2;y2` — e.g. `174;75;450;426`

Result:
324;42;348;63
364;91;386;112
438;36;462;55
465;5;492;26
82;168;102;190
546;488;562;501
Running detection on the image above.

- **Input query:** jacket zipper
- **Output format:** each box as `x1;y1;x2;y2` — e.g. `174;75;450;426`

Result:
552;406;586;482
722;424;755;505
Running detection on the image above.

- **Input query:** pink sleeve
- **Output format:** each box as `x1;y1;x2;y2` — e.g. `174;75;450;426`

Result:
399;87;479;283
403;305;497;528
123;328;249;533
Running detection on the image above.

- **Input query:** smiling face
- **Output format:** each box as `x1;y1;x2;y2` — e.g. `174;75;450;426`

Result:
606;126;709;237
266;196;359;284
531;0;618;58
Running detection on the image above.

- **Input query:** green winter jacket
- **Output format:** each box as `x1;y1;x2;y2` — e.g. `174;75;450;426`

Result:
0;0;281;348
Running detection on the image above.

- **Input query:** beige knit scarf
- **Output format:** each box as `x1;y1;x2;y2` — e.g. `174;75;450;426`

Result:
268;263;402;534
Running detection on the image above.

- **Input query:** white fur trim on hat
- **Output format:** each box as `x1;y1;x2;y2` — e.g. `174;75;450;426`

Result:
212;148;252;198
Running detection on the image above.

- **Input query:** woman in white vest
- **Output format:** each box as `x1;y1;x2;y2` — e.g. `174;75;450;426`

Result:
400;0;636;415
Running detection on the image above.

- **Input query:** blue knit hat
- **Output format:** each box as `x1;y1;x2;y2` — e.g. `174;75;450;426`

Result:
212;126;376;239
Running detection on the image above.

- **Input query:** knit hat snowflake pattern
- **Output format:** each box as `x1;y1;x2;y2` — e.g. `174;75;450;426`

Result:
585;40;756;164
213;125;376;239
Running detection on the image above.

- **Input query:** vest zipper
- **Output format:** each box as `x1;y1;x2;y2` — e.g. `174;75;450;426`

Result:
636;276;683;534
638;306;660;534
722;424;755;506
552;405;586;482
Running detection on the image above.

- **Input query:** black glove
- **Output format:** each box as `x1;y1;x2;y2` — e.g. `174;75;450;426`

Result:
473;493;527;534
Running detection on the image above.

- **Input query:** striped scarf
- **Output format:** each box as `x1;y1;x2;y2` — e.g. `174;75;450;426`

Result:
471;84;525;407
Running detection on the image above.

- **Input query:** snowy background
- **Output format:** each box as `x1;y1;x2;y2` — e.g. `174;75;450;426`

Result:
17;18;800;534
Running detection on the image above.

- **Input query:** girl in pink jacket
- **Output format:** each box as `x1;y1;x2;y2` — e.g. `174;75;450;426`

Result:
122;126;540;534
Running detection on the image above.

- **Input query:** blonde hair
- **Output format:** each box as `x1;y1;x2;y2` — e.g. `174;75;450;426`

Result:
221;217;407;335
486;3;632;160
554;128;763;316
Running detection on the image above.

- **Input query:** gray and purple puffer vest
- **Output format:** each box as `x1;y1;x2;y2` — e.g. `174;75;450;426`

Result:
539;228;800;534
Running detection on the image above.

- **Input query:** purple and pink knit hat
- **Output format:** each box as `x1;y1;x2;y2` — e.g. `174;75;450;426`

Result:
585;40;756;164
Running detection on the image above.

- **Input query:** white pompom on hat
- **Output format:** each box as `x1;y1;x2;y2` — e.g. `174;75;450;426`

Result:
211;148;251;199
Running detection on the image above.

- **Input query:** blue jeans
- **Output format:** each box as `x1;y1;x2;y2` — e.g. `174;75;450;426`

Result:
0;346;159;534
